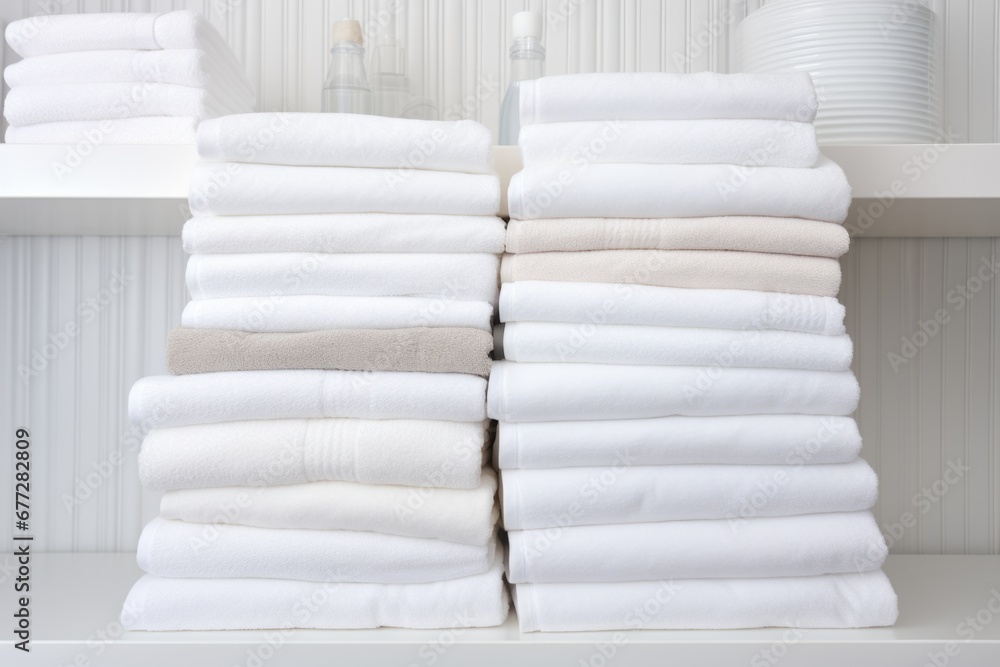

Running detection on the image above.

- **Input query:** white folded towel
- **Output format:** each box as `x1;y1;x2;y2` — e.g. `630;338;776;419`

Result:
129;370;487;428
123;545;509;630
181;295;495;333
6;12;246;80
518;72;818;124
185;253;500;303
3;82;245;127
499;281;846;335
137;517;495;583
4;117;198;144
513;570;898;631
519;119;819;168
500;459;878;530
496;415;862;468
198;113;493;172
500;322;853;371
160;469;498;545
182;214;506;254
3;49;255;107
140;418;489;490
487;361;859;422
188;163;500;216
507;158;851;223
507;512;887;583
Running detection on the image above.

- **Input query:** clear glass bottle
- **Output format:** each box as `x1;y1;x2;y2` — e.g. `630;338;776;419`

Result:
371;34;410;118
499;11;545;145
321;19;372;114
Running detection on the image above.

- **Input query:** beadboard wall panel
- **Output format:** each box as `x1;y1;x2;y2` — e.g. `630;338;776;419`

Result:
0;237;185;552
840;238;1000;556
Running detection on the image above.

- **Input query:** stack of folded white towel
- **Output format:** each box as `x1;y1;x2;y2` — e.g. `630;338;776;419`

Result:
3;11;255;143
123;113;508;630
494;72;899;632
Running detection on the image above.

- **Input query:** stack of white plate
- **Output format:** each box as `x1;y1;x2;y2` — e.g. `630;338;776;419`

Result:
737;0;940;144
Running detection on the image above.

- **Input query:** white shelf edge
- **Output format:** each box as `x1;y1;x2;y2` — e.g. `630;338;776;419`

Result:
2;553;999;667
1;144;998;237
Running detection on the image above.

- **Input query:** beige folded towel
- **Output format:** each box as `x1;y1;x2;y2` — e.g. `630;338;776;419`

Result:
167;327;493;377
500;250;842;297
506;217;850;258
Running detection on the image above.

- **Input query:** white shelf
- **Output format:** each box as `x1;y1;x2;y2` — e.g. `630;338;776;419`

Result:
0;144;998;236
0;144;195;235
821;144;1000;237
3;553;999;666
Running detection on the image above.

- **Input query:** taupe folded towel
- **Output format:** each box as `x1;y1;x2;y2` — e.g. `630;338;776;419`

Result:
167;327;494;377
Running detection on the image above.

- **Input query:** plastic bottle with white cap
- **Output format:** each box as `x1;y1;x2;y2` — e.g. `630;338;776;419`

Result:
499;11;545;145
321;18;372;114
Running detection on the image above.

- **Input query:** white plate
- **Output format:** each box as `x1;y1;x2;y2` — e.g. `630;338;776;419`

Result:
757;0;934;13
741;17;934;35
817;120;940;133
742;56;936;75
739;37;936;61
741;13;934;34
744;4;934;25
740;20;934;44
739;30;935;53
742;56;936;74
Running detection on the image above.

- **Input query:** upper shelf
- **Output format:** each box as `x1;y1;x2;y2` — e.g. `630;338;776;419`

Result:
821;144;1000;237
0;143;997;236
0;144;197;235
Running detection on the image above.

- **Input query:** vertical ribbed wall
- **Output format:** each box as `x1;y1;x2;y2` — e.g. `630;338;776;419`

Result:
0;236;186;551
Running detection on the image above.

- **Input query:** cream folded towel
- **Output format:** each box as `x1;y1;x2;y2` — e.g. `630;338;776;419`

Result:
518;72;818;123
198;113;493;172
505;216;849;257
500;459;878;529
123;545;509;630
519;119;819;167
129;370;487;428
3;82;245;126
166;327;494;377
507;512;887;583
139;418;489;490
513;570;897;631
183;214;506;254
160;469;498;545
186;253;500;303
137;517;495;583
499;322;852;370
488;362;858;421
189;163;501;216
500;250;841;297
499;281;846;335
181;295;495;333
507;158;851;223
4;117;199;144
496;415;862;468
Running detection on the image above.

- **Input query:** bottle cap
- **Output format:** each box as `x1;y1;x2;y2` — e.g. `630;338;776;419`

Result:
333;18;363;44
512;11;542;40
